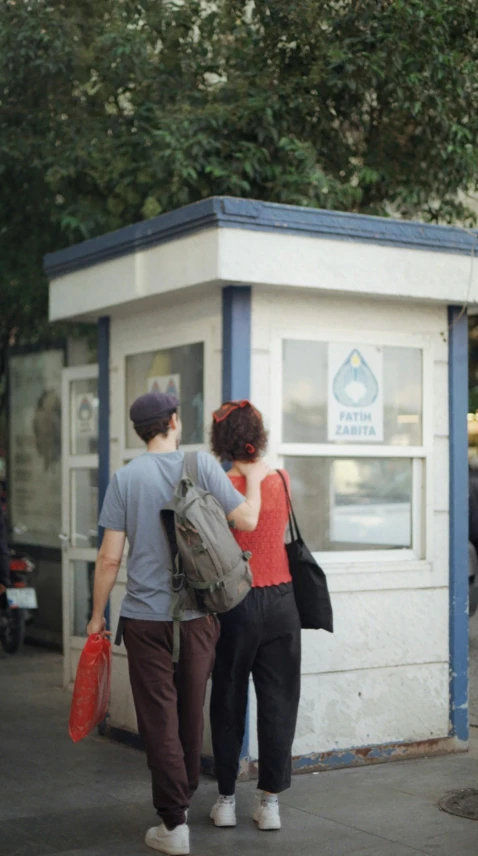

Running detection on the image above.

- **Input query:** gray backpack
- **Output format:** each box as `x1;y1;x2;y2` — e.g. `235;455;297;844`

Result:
162;452;252;660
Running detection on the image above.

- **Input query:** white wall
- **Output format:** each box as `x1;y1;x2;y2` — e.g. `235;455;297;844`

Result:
218;228;478;305
49;225;478;323
249;288;450;758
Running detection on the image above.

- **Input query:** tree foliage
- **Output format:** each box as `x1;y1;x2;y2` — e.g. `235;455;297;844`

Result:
1;0;478;416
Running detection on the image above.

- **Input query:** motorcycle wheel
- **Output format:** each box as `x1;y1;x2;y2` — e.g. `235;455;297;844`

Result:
1;610;26;655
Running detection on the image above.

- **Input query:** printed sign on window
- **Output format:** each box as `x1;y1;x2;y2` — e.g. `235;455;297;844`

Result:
148;373;181;400
328;344;383;442
76;393;97;438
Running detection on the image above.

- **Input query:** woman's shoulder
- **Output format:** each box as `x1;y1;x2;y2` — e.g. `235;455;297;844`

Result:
272;468;290;484
262;468;290;493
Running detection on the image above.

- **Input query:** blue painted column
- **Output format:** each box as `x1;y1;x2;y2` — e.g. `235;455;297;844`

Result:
98;316;110;627
448;305;469;742
222;286;252;401
222;286;252;771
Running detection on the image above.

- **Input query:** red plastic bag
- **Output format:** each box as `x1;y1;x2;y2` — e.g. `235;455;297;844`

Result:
69;634;111;743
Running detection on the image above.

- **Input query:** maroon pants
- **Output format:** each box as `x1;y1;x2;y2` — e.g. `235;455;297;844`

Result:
123;616;219;829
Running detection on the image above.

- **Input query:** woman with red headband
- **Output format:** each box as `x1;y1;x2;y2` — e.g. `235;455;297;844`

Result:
209;400;301;833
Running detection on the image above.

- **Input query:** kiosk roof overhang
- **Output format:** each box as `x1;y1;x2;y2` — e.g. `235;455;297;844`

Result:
45;196;478;322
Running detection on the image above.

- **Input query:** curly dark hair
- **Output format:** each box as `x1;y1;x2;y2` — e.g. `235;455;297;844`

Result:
210;402;268;462
134;410;177;444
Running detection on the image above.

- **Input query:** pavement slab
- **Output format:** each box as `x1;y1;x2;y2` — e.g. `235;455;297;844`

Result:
1;645;477;856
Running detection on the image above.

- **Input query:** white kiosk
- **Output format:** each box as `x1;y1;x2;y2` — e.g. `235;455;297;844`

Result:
45;197;475;773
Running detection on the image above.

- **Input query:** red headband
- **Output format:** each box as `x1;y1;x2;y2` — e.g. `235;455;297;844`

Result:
212;399;260;424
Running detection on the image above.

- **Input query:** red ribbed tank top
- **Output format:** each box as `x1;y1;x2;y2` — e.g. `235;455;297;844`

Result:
229;470;292;588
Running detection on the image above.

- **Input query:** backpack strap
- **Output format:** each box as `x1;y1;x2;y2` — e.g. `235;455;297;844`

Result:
164;453;199;664
182;451;199;484
170;583;182;664
161;508;185;664
174;451;199;501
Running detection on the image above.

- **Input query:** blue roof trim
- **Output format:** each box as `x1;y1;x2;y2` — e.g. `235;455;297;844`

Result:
44;196;478;278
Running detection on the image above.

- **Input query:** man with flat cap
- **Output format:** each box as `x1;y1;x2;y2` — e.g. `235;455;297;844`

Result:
87;391;267;855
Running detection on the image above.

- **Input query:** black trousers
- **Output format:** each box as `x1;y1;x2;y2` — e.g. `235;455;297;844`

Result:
210;582;301;796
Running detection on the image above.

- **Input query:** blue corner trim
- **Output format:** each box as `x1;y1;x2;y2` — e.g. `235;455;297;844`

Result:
43;197;478;279
222;286;251;402
100;722;462;778
98;316;110;628
448;305;469;742
221;286;251;759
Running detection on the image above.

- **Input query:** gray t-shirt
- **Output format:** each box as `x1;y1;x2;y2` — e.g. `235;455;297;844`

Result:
99;450;243;621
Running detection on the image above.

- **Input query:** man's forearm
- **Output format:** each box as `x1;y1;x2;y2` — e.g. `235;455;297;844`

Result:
230;476;263;531
242;477;262;528
92;556;120;619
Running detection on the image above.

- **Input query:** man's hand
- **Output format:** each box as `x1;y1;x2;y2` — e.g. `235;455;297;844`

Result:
0;584;6;595
86;615;110;637
235;460;270;482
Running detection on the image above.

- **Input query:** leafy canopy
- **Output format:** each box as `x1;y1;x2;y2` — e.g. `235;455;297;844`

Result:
1;0;478;418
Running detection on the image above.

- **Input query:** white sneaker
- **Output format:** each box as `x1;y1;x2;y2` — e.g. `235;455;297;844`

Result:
252;791;262;823
210;795;237;827
253;793;281;831
145;822;190;854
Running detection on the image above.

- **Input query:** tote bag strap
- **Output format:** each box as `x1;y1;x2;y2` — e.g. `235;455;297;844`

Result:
276;469;302;542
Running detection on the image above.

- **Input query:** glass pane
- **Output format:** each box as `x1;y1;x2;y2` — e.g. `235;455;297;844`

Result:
282;342;422;445
283;340;328;443
285;457;413;552
71;469;98;548
125;343;204;448
383;348;422;446
70;379;99;455
70;560;95;637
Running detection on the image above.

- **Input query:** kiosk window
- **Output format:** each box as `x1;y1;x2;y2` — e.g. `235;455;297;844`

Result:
280;340;424;556
285;457;413;552
125;343;204;449
283;342;422;446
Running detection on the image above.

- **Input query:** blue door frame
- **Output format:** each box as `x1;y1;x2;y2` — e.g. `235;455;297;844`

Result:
98;316;110;629
448;306;469;743
222;286;252;768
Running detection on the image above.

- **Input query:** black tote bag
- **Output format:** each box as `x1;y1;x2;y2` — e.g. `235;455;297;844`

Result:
277;470;333;633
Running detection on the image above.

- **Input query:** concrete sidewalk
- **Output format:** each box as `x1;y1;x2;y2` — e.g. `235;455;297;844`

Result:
1;647;477;856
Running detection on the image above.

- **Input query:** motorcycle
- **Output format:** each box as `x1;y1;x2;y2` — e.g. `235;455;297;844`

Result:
0;551;37;655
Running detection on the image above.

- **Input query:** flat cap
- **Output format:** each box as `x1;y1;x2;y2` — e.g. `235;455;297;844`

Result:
129;392;180;429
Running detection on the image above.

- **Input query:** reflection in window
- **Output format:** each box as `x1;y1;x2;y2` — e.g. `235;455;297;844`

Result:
70;560;95;637
284;457;413;552
71;469;98;548
70;379;99;455
125;343;204;448
282;342;422;445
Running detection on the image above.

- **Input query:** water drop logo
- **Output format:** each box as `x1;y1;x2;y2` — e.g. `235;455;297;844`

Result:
333;349;379;408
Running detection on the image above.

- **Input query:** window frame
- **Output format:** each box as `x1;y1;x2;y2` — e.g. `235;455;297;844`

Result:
270;328;434;568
